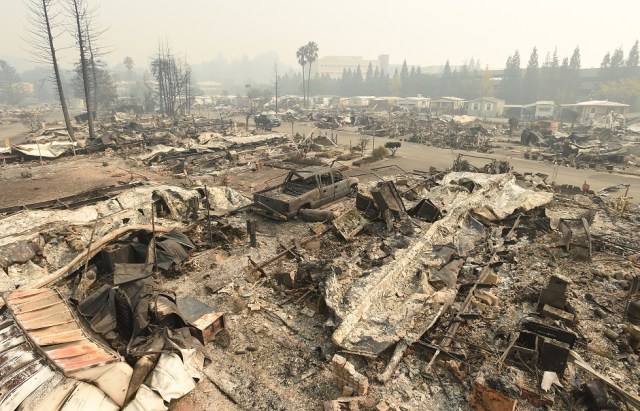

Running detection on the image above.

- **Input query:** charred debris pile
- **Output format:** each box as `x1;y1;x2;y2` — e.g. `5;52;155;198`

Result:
1;157;640;410
305;107;640;172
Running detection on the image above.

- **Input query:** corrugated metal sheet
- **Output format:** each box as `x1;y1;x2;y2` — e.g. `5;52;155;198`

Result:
0;314;60;411
0;295;127;411
0;358;57;411
3;288;120;375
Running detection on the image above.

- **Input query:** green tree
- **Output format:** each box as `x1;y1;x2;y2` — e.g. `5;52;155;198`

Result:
353;64;363;95
441;60;452;96
0;60;23;105
73;60;117;108
627;40;639;67
400;59;409;91
601;52;611;69
501;50;522;103
390;71;402;96
524;47;540;102
600;77;640;109
366;62;374;82
480;67;494;97
569;46;581;70
556;57;572;103
611;47;625;67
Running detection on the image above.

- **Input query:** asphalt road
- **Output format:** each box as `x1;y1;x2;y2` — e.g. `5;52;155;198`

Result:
281;121;640;201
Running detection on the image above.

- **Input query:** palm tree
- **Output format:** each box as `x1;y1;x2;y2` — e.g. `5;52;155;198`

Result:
123;56;134;98
296;45;307;107
305;41;319;107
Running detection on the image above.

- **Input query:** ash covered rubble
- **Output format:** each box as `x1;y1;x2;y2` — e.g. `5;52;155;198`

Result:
0;183;239;410
1;110;292;164
305;106;640;174
231;159;640;410
504;113;640;174
2;152;640;410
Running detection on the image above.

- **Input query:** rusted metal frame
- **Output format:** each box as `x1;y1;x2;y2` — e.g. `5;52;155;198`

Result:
247;227;332;276
425;264;493;372
378;304;449;383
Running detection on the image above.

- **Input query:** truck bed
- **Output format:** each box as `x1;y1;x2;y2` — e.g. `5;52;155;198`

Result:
255;184;315;200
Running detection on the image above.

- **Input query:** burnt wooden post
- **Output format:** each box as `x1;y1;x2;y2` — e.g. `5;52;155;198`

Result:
247;219;257;247
151;200;157;268
203;185;213;247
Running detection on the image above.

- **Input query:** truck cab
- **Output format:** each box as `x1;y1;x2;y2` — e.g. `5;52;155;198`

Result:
253;167;358;219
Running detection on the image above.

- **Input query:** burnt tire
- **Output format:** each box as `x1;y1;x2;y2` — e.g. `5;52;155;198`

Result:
349;185;358;198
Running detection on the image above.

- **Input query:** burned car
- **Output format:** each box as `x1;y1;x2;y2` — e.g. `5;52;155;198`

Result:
254;113;281;130
253;167;358;220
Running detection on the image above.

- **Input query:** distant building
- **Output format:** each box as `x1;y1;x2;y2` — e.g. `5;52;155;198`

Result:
464;97;504;117
310;95;340;107
198;80;223;96
560;100;630;124
396;95;430;110
315;55;389;79
12;82;34;95
369;97;397;111
430;96;465;114
504;101;555;119
345;96;376;107
524;101;555;119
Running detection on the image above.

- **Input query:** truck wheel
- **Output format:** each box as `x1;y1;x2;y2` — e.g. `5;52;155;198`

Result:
296;204;311;217
349;185;358;198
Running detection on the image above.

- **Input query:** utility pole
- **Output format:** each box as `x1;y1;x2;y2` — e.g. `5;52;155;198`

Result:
274;62;279;114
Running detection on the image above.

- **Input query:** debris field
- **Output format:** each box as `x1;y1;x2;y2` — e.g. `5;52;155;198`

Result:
1;111;640;411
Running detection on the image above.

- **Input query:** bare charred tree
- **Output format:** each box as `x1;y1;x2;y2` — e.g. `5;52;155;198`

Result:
85;21;98;113
24;0;75;141
146;42;192;118
20;111;45;133
184;60;192;115
67;0;96;140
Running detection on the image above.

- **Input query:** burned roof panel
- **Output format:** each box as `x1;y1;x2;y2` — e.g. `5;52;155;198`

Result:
2;288;120;375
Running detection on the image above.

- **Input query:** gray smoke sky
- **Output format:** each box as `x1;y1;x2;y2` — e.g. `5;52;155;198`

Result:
2;0;638;70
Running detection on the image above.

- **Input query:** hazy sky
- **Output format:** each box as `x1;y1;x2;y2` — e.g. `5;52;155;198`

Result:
2;0;639;70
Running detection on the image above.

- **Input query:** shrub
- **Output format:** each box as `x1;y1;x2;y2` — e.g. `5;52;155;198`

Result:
372;145;389;159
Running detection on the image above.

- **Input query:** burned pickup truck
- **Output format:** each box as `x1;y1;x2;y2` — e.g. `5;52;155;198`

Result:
253;167;358;220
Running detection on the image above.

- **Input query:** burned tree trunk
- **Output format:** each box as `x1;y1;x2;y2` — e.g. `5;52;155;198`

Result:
85;21;98;113
69;0;96;140
26;0;76;141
